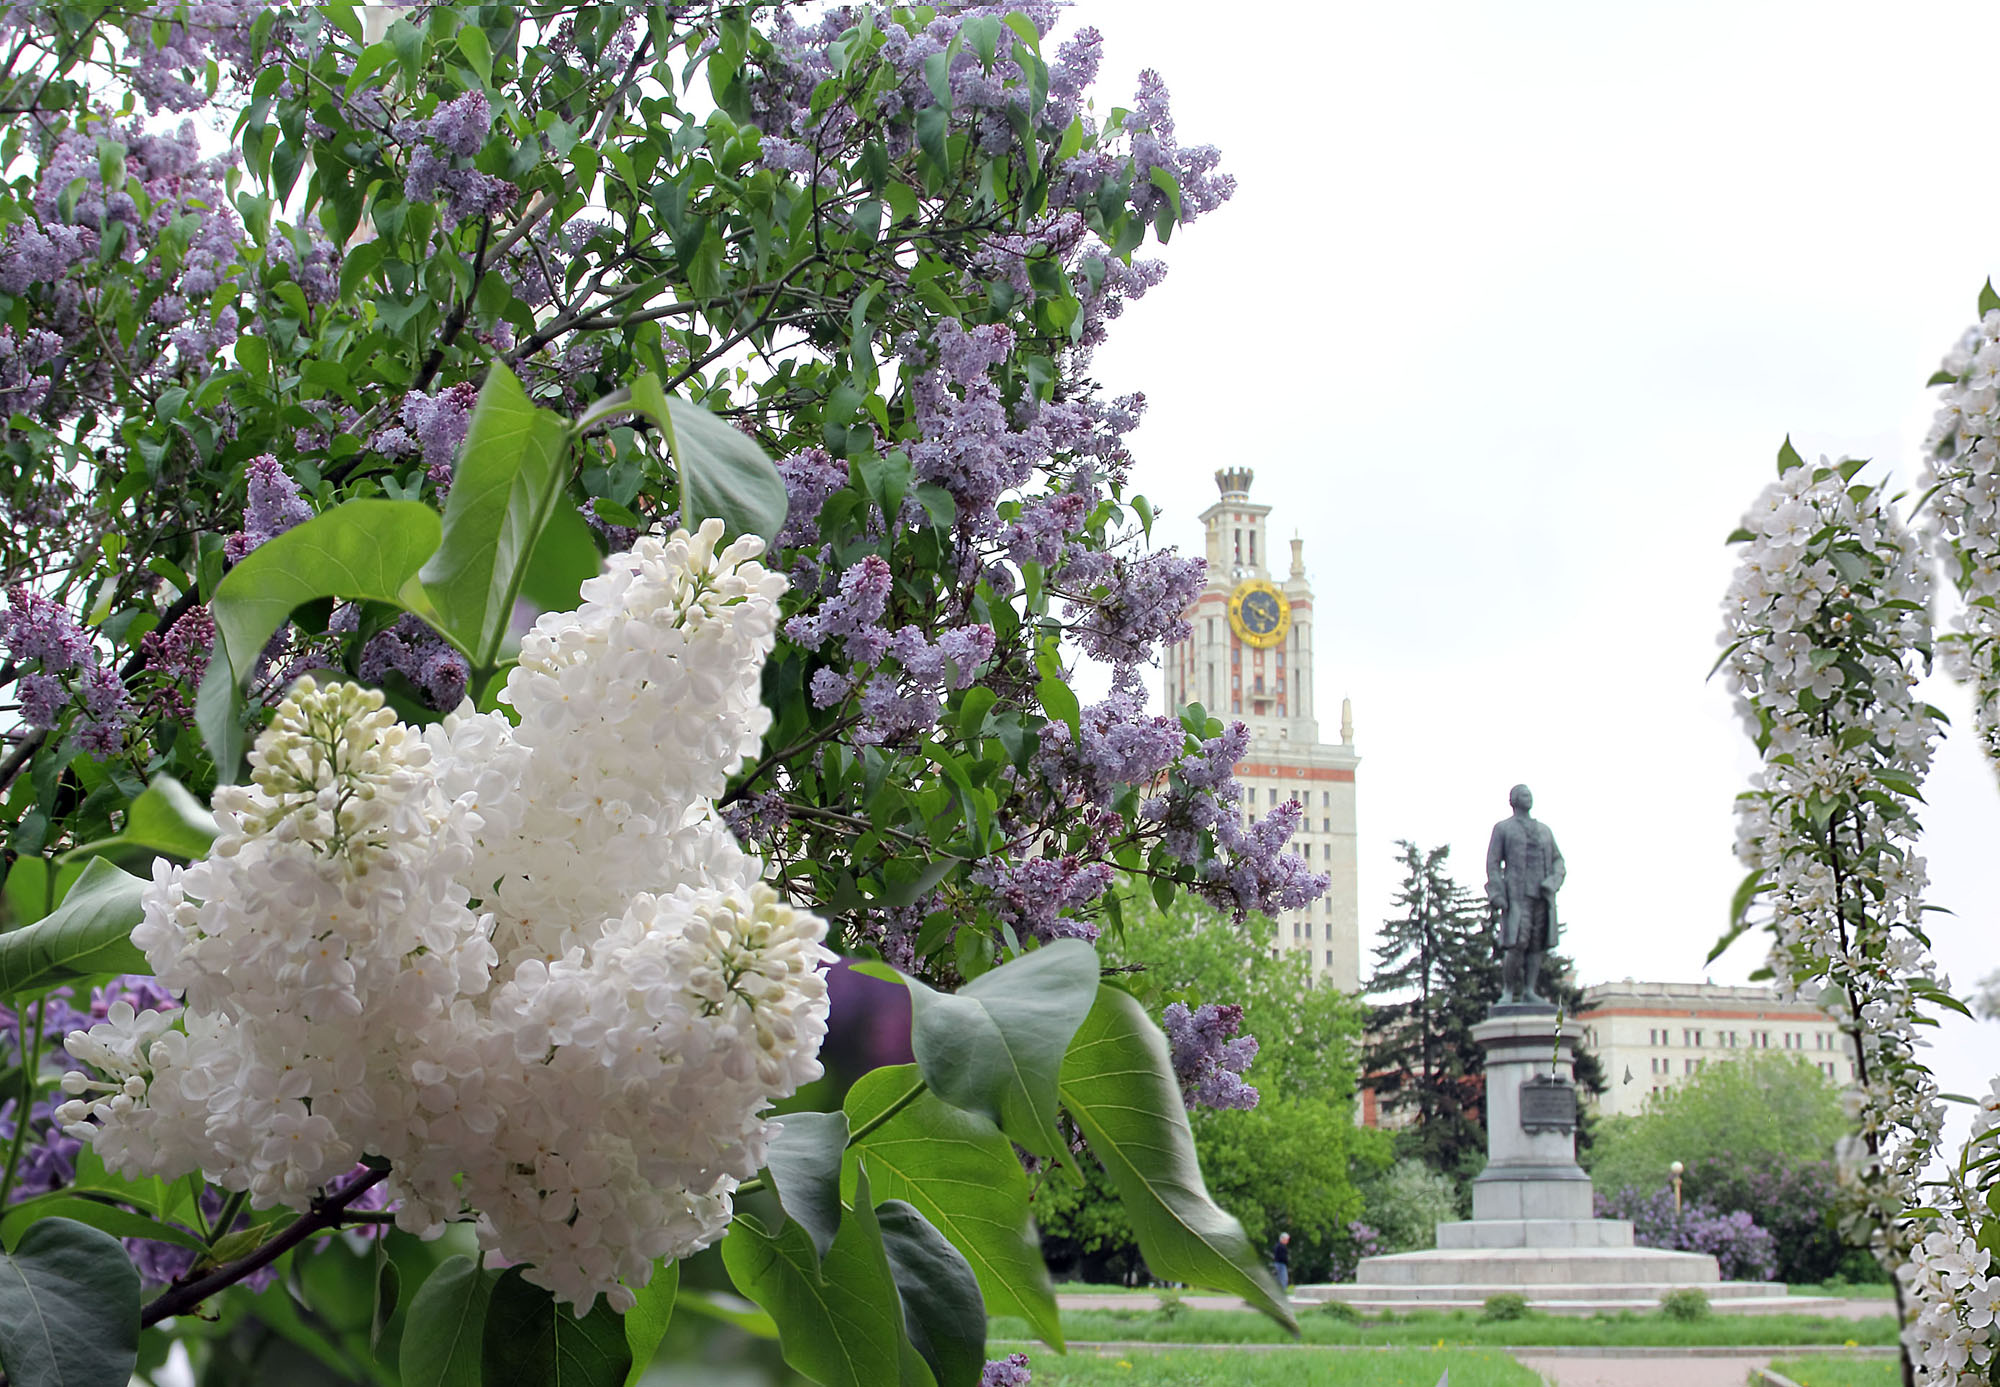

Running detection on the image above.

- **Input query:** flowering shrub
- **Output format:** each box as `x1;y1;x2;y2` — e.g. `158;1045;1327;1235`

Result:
1325;1220;1384;1283
1594;1186;1780;1283
0;3;1309;1383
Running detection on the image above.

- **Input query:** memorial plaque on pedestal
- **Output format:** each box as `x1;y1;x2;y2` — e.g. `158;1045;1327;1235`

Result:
1519;1075;1577;1133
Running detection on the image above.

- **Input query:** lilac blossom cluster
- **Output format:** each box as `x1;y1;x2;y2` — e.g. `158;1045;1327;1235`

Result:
980;1353;1033;1387
1328;1221;1383;1281
125;1;268;114
0;977;234;1286
398;90;517;228
0;326;61;416
2;587;128;753
0;115;246;395
375;382;480;491
1162;1001;1260;1111
746;3;1228;243
267;233;340;306
356;612;472;711
140;606;215;721
225;454;314;561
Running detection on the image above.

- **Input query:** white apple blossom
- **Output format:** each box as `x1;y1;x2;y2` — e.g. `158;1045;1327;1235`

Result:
1923;307;2000;769
1720;457;1951;1328
56;521;831;1314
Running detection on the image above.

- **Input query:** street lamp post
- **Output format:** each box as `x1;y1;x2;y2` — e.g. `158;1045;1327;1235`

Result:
1669;1160;1684;1216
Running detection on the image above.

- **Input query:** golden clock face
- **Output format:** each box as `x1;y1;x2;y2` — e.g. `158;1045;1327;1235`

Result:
1228;579;1291;649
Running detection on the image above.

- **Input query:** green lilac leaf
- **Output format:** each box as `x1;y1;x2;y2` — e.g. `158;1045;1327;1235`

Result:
874;1198;987;1387
418;363;574;669
764;1110;849;1259
1058;984;1297;1332
0;1217;142;1387
720;1167;930;1387
620;1261;678;1387
842;1064;1061;1348
0;857;149;995
64;776;214;863
905;938;1098;1159
480;1266;632;1387
210;498;444;688
402;1256;493;1387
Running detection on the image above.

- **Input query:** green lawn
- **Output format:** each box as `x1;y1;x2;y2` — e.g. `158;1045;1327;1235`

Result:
1785;1283;1896;1300
989;1344;1539;1386
992;1307;1899;1349
1764;1359;1900;1387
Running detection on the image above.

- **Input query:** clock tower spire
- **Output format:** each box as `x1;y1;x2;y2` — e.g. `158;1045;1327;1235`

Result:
1164;469;1361;991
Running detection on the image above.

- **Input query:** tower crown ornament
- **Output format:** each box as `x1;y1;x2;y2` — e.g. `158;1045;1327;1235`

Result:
1215;466;1254;499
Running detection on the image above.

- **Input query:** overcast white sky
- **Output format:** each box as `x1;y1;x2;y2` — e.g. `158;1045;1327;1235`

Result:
1061;1;2000;1112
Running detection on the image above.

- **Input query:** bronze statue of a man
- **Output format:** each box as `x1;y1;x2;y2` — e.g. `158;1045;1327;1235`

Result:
1485;784;1565;1005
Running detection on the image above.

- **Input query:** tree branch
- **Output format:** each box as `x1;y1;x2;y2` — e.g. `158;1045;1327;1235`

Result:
139;1165;392;1328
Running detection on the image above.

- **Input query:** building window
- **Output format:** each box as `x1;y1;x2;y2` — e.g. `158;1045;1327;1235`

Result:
1324;950;1332;967
1683;1028;1702;1048
1685;1059;1695;1075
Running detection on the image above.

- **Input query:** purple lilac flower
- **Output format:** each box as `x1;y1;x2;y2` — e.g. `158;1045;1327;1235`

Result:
1035;667;1184;809
981;1354;1032;1387
2;587;93;670
1003;491;1091;568
130;1;265;113
1126;70;1235;225
1596;1186;1778;1281
0;223;90;293
141;605;214;719
0;1096;80;1203
787;555;893;659
1162;1001;1260;1111
971;855;1113;945
3;588;127;747
1067;548;1204;665
268;234;339;305
16;671;64;726
404;145;448;202
358;614;471;710
1205;797;1327;921
775;447;849;550
0;326;62;414
424;90;492;157
225;454;313;561
403;382;480;490
438;169;519;228
810;668;854;708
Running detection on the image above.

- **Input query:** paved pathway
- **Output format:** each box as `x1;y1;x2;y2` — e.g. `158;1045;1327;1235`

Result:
1515;1355;1770;1387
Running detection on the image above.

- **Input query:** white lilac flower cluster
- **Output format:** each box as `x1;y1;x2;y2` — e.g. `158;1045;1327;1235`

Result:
57;521;832;1313
1719;459;1950;1300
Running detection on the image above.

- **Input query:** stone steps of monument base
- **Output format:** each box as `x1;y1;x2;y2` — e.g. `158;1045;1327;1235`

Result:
1294;1284;1828;1316
1355;1246;1721;1286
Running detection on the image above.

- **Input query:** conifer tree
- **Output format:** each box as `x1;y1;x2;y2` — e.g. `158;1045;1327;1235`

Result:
1364;842;1494;1177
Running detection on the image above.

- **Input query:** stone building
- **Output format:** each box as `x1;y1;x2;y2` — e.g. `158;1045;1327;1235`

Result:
1163;468;1360;990
1575;979;1860;1118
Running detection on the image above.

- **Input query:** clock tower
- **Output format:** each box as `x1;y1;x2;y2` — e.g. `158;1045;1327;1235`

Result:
1164;468;1361;991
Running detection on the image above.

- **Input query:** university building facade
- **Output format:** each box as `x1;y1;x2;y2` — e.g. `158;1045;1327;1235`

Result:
1575;979;1860;1118
1163;468;1361;990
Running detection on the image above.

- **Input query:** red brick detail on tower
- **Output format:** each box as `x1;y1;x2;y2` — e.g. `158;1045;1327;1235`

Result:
1232;762;1354;782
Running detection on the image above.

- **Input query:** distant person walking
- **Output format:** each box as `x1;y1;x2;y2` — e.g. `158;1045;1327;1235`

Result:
1272;1231;1291;1291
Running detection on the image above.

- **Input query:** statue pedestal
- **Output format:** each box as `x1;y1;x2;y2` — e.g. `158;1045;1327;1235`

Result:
1298;1003;1760;1312
1465;1006;1593;1224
